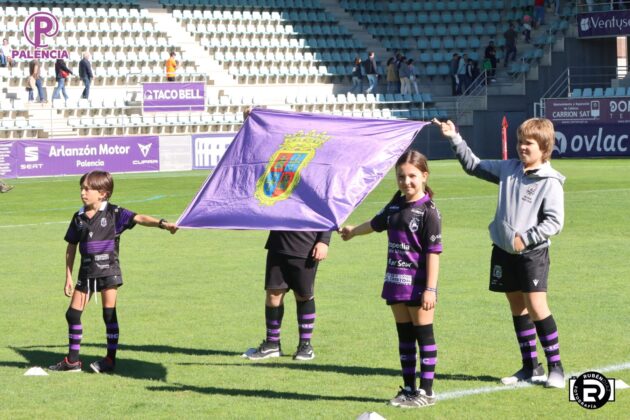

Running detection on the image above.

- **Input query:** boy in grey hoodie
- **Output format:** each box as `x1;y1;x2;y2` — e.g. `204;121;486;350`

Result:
433;117;566;389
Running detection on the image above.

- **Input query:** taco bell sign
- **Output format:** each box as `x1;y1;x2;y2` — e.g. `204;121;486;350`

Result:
143;82;205;112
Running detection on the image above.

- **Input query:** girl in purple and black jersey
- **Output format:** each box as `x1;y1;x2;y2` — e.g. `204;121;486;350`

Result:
340;150;442;409
49;171;177;374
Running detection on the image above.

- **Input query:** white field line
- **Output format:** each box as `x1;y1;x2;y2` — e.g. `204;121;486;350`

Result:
439;361;630;401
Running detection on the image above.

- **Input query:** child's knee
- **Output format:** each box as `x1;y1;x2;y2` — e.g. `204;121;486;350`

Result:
66;307;82;324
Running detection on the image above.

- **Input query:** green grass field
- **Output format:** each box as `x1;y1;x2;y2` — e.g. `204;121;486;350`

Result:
1;159;629;419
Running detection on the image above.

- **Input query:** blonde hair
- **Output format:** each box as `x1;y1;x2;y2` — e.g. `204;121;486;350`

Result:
517;118;555;162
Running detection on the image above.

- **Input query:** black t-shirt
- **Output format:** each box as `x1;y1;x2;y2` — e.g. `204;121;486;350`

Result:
64;202;136;279
265;230;332;258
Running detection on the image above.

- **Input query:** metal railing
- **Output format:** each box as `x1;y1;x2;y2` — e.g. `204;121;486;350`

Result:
576;0;630;13
454;69;489;123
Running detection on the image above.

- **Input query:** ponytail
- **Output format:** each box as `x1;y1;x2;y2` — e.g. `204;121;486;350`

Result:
425;185;433;199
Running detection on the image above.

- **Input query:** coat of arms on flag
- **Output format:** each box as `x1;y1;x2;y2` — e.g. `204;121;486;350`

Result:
255;130;330;206
176;108;429;230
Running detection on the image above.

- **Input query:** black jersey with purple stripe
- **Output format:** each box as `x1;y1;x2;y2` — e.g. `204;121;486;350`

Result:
64;202;136;280
370;193;442;302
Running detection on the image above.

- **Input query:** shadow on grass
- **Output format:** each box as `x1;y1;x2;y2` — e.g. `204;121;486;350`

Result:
18;343;241;357
8;347;167;381
186;361;500;382
147;382;384;403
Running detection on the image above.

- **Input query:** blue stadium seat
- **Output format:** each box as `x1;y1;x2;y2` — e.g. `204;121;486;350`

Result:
615;86;626;96
582;88;593;97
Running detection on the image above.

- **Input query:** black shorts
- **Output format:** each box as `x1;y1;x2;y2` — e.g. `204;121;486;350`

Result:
489;245;549;293
265;252;318;298
76;276;123;293
386;299;423;307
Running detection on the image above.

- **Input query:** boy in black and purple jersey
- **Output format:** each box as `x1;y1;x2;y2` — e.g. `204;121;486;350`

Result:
49;171;177;373
340;150;442;409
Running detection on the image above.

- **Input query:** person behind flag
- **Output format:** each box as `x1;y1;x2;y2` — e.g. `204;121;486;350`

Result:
246;230;331;361
49;171;178;373
339;150;442;408
432;118;566;389
240;107;332;361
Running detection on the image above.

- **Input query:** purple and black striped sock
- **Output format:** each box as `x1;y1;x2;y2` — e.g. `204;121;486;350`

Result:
395;322;417;390
534;315;561;368
66;307;83;363
416;324;437;395
512;314;539;369
296;299;315;344
103;307;119;362
265;304;284;344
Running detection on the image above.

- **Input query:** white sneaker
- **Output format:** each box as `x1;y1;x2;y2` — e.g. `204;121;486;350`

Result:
501;363;547;385
545;365;565;388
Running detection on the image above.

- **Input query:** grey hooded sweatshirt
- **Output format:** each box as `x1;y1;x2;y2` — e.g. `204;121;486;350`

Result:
448;134;565;254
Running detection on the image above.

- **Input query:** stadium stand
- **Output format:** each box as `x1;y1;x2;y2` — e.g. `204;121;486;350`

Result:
0;0;576;139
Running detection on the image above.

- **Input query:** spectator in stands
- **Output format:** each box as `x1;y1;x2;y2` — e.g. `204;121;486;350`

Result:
407;59;420;95
534;0;546;27
457;53;469;95
79;51;94;100
29;60;46;103
351;56;363;94
364;51;379;94
399;57;411;95
450;53;460;96
467;58;481;90
387;57;400;94
0;180;13;193
52;58;73;102
0;39;13;68
503;23;518;67
165;51;178;82
484;40;497;81
523;15;533;43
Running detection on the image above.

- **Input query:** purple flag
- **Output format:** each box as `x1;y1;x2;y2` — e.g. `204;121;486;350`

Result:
177;108;428;230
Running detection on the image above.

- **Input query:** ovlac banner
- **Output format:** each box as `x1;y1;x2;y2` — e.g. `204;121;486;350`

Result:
554;124;630;157
3;136;159;178
143;82;205;112
177;108;428;230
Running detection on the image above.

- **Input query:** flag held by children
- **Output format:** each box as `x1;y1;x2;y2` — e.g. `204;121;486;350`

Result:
177;108;428;230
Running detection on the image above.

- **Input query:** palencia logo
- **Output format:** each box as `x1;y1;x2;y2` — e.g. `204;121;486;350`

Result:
569;371;616;409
